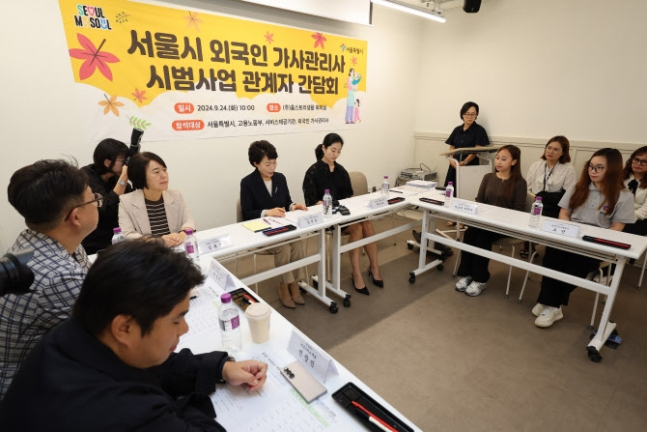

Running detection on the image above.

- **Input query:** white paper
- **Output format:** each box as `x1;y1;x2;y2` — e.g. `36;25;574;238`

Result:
211;350;340;431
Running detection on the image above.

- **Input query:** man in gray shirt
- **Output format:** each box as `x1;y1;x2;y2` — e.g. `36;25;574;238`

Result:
0;160;99;398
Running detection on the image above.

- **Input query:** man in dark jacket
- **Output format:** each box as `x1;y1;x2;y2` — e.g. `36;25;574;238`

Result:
0;240;268;431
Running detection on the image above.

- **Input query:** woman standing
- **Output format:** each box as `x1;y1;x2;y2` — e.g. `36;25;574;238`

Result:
521;136;577;257
302;133;382;295
119;152;195;248
454;145;527;297
533;148;635;328
240;140;308;309
622;146;647;236
444;101;490;196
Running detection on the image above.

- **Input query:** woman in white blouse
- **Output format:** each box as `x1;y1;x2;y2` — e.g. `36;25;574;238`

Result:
622;145;647;236
522;136;576;257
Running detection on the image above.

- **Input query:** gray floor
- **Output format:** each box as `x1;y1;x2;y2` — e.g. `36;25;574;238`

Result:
228;216;647;432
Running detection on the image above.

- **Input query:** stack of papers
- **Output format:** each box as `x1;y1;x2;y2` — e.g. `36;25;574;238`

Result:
407;180;437;189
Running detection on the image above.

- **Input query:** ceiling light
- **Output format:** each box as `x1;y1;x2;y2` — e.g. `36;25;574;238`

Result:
372;0;446;23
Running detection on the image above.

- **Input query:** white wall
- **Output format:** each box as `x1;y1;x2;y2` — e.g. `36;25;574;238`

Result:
0;0;425;250
415;0;647;143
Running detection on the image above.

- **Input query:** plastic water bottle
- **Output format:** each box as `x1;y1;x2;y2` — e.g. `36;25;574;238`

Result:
218;293;242;354
184;229;199;261
111;227;125;245
444;182;454;207
529;196;544;228
322;189;333;219
381;176;390;198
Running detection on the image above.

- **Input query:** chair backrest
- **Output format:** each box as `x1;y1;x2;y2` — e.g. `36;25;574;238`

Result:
349;171;369;196
236;199;243;223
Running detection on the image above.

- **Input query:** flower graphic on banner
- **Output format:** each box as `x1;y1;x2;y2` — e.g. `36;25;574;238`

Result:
264;31;274;44
131;88;147;104
99;94;124;117
351;56;358;66
184;11;202;31
311;32;327;49
69;34;120;81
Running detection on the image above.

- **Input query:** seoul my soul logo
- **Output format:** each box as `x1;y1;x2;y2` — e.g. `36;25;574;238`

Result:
74;5;112;30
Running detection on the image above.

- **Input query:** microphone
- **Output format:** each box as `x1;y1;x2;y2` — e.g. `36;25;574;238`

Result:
128;128;144;160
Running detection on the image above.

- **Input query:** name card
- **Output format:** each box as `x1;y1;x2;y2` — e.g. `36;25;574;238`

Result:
287;330;338;383
542;220;580;238
297;212;323;228
208;259;236;292
368;196;388;209
450;200;478;215
199;233;232;254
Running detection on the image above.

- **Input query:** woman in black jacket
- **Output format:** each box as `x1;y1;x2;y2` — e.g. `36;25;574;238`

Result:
240;140;307;309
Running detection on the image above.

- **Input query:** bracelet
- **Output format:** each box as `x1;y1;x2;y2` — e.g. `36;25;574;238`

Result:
118;180;127;187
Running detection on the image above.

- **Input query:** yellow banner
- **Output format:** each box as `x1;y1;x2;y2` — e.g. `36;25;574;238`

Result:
58;0;368;141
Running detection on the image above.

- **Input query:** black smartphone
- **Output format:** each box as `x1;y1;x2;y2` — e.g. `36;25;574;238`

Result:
419;197;444;206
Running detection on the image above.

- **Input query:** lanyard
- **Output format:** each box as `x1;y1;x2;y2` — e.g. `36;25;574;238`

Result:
543;162;557;191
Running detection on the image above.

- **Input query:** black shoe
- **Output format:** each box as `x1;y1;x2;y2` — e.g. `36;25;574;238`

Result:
351;277;370;295
434;243;454;257
367;267;384;288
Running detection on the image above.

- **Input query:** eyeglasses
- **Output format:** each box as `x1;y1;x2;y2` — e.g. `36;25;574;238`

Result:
633;157;647;166
588;164;606;173
64;193;103;221
463;113;477;117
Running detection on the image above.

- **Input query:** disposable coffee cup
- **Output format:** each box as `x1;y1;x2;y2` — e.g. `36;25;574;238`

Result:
245;303;272;343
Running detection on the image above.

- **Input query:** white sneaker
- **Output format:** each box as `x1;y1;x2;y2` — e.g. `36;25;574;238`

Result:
455;276;473;292
532;303;546;317
534;306;563;328
465;281;487;297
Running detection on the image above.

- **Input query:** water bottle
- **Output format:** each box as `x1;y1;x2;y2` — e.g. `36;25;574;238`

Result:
111;227;125;245
444;181;454;207
381;176;390;198
529;196;544;228
184;229;199;261
322;189;333;219
218;293;242;354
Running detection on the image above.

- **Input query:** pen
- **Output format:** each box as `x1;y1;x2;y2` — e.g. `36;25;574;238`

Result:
263;218;271;224
190;295;197;300
351;401;396;432
243;293;257;304
390;189;403;194
353;407;392;432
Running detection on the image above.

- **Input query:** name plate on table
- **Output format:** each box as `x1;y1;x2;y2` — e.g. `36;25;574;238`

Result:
288;331;338;383
208;259;236;291
542;220;580;238
368;196;388;209
199;233;232;253
297;212;323;228
450;201;478;215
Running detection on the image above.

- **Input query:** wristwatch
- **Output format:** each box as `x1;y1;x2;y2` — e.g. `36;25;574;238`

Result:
218;355;236;384
118;180;127;187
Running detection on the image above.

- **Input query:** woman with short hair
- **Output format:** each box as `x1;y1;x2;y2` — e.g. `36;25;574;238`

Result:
119;152;195;248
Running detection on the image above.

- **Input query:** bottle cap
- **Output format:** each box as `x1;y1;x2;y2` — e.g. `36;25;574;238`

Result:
324;189;330;194
221;293;232;303
113;227;121;234
448;181;453;185
536;197;542;201
384;175;388;179
185;229;194;235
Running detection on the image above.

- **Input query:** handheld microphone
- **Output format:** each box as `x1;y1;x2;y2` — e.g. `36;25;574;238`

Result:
127;128;144;162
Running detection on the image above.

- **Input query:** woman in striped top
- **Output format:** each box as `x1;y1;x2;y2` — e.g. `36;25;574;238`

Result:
119;152;195;247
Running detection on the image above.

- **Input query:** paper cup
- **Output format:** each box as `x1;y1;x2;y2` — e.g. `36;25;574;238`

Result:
245;303;272;343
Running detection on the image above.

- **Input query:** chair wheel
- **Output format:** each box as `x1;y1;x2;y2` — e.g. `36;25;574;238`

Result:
587;346;602;363
343;298;351;307
505;294;509;298
409;273;416;284
517;299;522;304
312;279;318;289
437;264;444;271
407;243;414;250
329;302;339;314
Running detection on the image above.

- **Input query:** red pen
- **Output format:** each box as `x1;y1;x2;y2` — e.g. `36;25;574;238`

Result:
243;293;257;304
351;401;396;432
